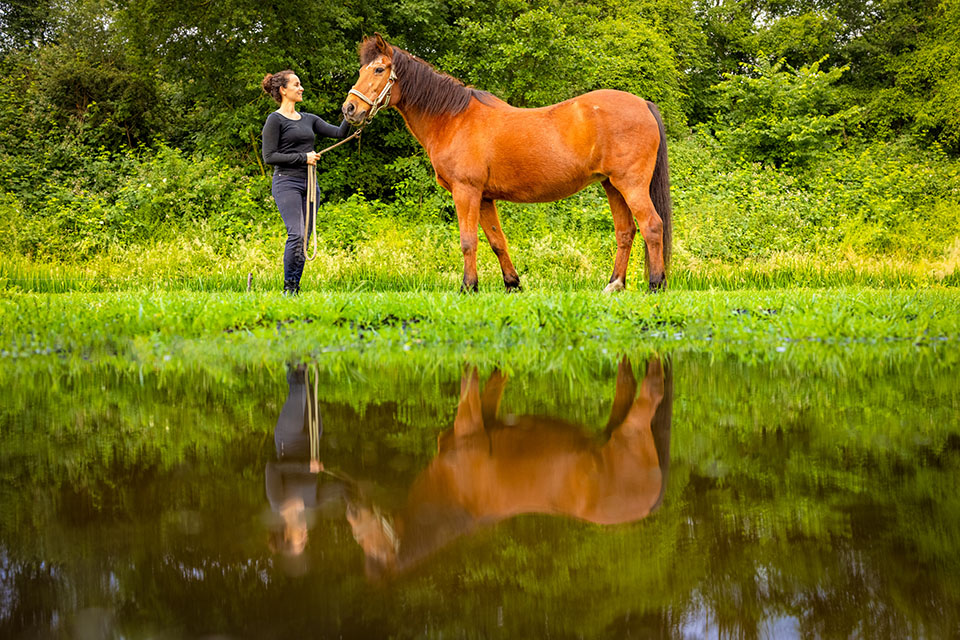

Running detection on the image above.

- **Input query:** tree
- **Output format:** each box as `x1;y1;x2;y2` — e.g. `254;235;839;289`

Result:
0;0;56;51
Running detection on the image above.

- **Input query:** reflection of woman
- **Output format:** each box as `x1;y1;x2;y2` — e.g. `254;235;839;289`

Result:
261;70;351;295
265;365;324;556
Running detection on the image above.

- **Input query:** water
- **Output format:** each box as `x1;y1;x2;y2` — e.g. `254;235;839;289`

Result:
2;353;959;639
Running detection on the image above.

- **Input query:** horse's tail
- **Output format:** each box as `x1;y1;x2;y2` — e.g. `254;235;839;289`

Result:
645;101;672;271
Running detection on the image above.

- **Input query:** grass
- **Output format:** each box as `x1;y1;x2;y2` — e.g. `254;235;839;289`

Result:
2;239;957;294
2;288;958;375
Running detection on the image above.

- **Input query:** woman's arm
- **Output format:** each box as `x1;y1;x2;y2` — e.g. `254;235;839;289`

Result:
262;115;306;166
312;115;352;139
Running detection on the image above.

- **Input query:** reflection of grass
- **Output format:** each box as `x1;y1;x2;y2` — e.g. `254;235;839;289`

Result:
2;288;958;373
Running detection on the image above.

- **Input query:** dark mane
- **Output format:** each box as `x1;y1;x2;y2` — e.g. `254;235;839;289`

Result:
359;37;494;116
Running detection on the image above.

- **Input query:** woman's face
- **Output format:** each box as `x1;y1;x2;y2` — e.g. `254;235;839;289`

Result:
280;75;304;103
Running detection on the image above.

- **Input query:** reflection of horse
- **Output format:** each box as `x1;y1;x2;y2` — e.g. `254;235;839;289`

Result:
346;357;672;579
342;34;672;293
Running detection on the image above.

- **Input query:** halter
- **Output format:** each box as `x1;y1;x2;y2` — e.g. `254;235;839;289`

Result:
348;69;398;123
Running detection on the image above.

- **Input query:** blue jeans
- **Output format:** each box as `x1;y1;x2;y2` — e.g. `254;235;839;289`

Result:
272;173;318;288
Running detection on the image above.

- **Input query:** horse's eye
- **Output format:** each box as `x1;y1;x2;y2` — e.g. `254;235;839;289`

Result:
375;67;385;74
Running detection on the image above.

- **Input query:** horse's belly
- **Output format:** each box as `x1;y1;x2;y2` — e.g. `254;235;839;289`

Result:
484;168;603;203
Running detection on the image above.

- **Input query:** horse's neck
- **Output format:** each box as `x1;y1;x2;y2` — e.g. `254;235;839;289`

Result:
395;105;455;157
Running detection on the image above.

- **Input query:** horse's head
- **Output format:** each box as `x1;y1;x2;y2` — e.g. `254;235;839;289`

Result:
343;33;398;126
345;498;399;580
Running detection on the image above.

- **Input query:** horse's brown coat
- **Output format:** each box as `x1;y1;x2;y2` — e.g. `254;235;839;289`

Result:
343;34;672;292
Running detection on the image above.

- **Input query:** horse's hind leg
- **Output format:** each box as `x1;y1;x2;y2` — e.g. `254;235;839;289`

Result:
610;179;666;292
479;199;521;291
602;180;637;293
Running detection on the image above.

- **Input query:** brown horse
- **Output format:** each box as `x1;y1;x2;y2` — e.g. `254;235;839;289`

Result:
342;34;672;293
345;356;672;579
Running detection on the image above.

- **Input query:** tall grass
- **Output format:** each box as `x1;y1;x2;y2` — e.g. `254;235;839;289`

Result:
2;241;955;293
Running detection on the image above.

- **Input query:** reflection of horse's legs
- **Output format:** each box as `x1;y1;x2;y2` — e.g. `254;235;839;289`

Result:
453;367;484;438
640;357;665;408
481;370;507;422
438;366;487;453
602;180;637;293
610;174;665;292
479;199;521;291
608;357;663;443
452;186;482;292
605;356;637;434
596;357;665;518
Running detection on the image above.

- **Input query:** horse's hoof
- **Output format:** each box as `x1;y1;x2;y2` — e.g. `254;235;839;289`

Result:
504;277;522;292
460;281;479;294
648;277;666;293
603;278;625;294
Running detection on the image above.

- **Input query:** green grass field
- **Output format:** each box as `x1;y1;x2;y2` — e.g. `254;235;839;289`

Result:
3;287;958;375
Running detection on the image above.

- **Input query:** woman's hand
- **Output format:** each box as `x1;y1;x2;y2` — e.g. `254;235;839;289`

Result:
306;151;319;165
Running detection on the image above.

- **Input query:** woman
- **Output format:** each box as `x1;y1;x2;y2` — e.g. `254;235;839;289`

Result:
261;70;351;295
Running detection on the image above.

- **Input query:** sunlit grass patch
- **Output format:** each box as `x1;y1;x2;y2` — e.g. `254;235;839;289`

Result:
3;239;957;294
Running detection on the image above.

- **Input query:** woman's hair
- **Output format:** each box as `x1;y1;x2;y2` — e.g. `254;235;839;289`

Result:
262;70;296;104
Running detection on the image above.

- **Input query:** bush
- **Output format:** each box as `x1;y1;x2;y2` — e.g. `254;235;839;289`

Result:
670;135;816;260
804;139;960;253
670;133;960;259
708;57;860;168
9;146;275;259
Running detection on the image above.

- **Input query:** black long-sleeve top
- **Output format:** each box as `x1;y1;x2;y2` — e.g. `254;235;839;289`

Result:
261;111;351;178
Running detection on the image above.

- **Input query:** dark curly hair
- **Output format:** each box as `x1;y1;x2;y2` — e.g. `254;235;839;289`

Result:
262;70;297;104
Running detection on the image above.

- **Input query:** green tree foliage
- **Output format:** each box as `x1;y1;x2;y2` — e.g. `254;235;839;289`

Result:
709;57;860;167
0;0;55;50
876;0;960;150
438;0;701;131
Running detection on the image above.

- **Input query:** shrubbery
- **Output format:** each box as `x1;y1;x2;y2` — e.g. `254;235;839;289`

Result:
672;133;960;260
2;146;275;259
707;57;860;168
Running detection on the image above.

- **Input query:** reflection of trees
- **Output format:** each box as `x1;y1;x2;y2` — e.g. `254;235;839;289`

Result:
0;356;958;638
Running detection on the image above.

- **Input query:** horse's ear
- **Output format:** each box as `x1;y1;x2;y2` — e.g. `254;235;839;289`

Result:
374;32;391;55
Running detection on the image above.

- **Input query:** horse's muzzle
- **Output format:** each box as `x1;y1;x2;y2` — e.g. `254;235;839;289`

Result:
342;101;367;126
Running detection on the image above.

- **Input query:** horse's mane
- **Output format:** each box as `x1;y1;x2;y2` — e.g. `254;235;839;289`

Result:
359;37;496;116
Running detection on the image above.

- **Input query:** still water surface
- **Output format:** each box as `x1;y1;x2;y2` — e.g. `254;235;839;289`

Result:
2;353;959;638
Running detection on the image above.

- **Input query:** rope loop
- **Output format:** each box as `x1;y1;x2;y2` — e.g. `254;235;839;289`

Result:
302;127;364;262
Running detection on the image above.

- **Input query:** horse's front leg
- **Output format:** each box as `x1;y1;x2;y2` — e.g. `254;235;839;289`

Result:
452;186;482;292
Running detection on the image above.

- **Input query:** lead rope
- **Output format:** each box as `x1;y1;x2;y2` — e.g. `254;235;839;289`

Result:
307;363;320;464
304;164;319;262
302;127;365;262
